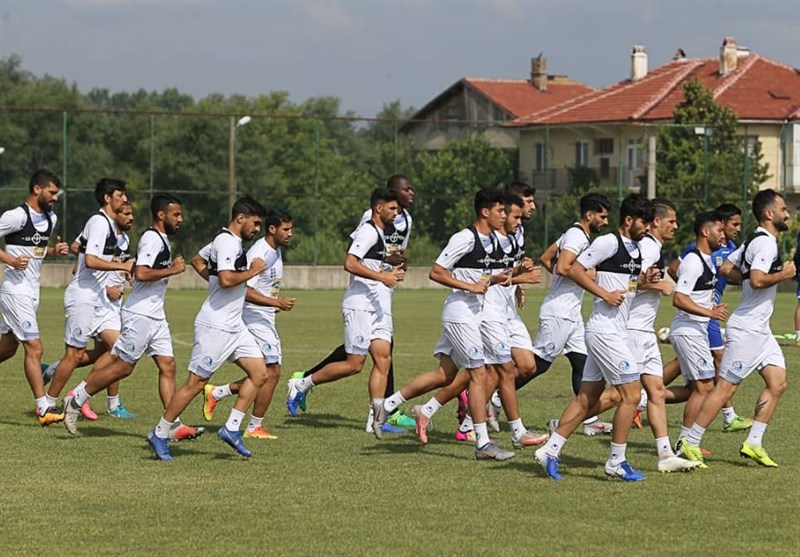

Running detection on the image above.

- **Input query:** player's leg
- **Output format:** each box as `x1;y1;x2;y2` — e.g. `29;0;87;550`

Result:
368;338;392;438
244;363;281;439
708;320;748;432
0;331;19;362
301;345;348;378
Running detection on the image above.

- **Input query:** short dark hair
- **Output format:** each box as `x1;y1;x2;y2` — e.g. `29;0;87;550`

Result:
714;202;742;222
504;181;536;198
150;193;181;219
694;211;721;236
370;187;398;208
505;194;525;213
474;188;506;217
94;178;126;207
386;175;411;190
651;198;677;221
579;192;611;217
619;193;654;226
29;169;61;193
231;195;267;219
266;209;292;230
752;189;782;222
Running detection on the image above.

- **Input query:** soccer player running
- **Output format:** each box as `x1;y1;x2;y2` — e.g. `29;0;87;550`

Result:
293;175;415;434
534;194;655;481
201;209;296;440
286;188;405;439
62;194;202;440
670;212;728;465
678;189;795;468
0;169;69;424
148;196;269;461
624;199;700;473
380;189;515;460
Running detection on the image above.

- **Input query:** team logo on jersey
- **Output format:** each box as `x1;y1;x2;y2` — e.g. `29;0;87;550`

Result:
733;361;744;372
621;260;640;273
715;256;723;267
73;327;83;337
698;357;708;369
495;342;509;354
545;342;556;355
386;230;403;245
22;321;32;330
618;360;631;371
262;343;274;354
477;255;495;267
355;335;367;346
202;356;213;367
468;346;481;358
125;343;136;353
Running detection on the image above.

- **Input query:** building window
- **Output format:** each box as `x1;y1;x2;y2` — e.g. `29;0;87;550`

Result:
575;141;588;168
600;157;611;179
595;138;614;155
743;135;759;156
627;139;641;170
535;142;546;172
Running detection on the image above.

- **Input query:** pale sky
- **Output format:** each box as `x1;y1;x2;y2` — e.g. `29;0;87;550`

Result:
1;0;798;117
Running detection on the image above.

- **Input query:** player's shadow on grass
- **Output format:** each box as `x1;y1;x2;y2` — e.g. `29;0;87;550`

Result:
55;425;144;439
281;413;364;431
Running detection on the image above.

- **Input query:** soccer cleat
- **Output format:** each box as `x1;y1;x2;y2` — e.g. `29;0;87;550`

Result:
486;402;501;433
67;391;98;421
387;410;415;429
36;405;64;427
381;423;404;434
512;429;550;449
455;429;476;443
676;437;708;469
291;371;310;412
286;378;305;418
457;389;469;424
723;416;753;433
534;447;563;480
147;430;173;461
604;460;646;481
657;455;702;473
170;424;205;441
632;409;643;429
583;420;613;436
217;427;253;457
371;398;388;440
202;384;218;421
63;396;80;435
244;426;278;440
411;405;430;445
475;442;515;461
108;403;137;419
739;442;778;467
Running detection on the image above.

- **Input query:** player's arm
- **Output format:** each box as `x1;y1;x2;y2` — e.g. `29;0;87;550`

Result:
429;263;487;294
69;238;81;256
218;260;265;288
344;253;403;288
673;291;727;320
245;287;295;311
749;263;796;289
666;258;681;282
85;253;132;273
568;261;623;306
0;212;31;269
135;258;186;281
719;260;742;285
512;266;542;285
539;242;558;273
191;254;209;281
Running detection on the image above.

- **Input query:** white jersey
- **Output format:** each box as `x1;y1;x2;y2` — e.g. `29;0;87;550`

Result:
342;220;393;314
580;232;642;334
436;227;498;324
354;208;412;251
483;231;517;323
98;232;130;290
0;203;57;299
123;229;172;320
726;227;782;331
539;223;591;321
627;234;663;332
242;238;284;326
65;210;119;304
671;249;716;335
194;229;249;332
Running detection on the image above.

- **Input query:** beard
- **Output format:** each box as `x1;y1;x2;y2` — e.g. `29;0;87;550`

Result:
775;218;789;232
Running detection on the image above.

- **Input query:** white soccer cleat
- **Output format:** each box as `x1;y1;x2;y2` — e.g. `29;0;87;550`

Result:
657;455;702;473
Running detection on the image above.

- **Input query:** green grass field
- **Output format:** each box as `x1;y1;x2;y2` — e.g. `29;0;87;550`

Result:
1;286;798;556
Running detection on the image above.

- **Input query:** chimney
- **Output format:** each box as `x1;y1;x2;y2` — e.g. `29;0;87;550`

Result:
673;48;687;62
631;45;647;81
719;36;738;75
531;53;547;92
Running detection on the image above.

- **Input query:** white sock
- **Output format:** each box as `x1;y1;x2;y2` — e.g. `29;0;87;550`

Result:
583;415;599;425
509;418;526;440
247;415;264;431
421;397;442;419
384;392;406;413
35;396;49;414
745;420;767;447
687;424;706;446
544;432;567;457
212;384;232;401
107;395;120;412
490;390;502;408
474;422;490;448
45;394;57;407
679;426;691;440
459;414;474;433
655;436;674;459
155;416;174;439
225;408;246;431
608;442;627;465
298;376;314;393
721;406;737;424
74;385;91;407
796;330;800;340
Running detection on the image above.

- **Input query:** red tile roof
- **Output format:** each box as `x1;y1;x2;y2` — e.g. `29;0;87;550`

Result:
509;54;800;126
463;78;594;118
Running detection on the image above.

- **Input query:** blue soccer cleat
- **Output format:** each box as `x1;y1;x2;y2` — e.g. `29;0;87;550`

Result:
381;423;405;435
217;427;252;458
286;379;306;418
147;429;173;461
108;403;137;419
534;447;563;480
604;460;646;481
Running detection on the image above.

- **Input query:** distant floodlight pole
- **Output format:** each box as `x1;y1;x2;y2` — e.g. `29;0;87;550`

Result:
694;126;713;204
228;115;252;214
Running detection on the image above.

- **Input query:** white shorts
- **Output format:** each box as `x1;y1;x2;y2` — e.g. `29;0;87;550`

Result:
64;301;96;348
583;330;640;386
248;321;282;365
719;326;786;385
628;329;663;377
533;317;586;362
188;323;263;379
433;321;485;370
482;320;513;365
111;310;174;364
670;334;714;381
91;302;121;337
342;308;392;356
0;294;40;341
508;315;534;352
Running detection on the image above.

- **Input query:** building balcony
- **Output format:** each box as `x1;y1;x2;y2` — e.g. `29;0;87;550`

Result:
530;166;646;194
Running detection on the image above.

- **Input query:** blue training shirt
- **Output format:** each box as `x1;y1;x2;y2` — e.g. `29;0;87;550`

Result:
680;240;737;304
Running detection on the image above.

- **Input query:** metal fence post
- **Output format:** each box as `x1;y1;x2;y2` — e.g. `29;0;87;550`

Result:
313;119;320;266
62;111;68;239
